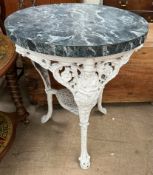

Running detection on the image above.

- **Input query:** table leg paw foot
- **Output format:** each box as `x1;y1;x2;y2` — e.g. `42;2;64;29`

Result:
41;114;51;123
79;155;90;169
98;106;107;115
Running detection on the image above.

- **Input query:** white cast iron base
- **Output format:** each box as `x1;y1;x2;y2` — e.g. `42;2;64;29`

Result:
16;44;142;169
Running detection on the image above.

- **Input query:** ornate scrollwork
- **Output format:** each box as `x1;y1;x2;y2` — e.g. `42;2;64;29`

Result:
50;63;82;93
49;55;130;97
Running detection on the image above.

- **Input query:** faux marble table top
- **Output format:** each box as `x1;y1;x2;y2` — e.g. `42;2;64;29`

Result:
5;4;148;57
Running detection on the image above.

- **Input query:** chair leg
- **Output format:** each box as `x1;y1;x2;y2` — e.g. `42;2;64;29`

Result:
5;63;29;123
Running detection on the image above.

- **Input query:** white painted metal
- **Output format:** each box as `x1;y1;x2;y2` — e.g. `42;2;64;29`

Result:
16;44;142;169
56;88;78;115
32;61;56;123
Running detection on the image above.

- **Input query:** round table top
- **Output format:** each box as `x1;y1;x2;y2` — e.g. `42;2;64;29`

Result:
5;4;148;58
0;33;16;77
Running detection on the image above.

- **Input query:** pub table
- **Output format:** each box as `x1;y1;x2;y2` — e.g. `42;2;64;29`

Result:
5;4;148;169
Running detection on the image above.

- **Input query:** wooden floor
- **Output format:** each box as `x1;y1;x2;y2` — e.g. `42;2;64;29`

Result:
0;85;153;175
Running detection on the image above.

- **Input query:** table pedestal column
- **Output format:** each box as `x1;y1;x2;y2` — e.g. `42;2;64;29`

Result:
16;45;138;169
72;60;100;169
78;108;90;169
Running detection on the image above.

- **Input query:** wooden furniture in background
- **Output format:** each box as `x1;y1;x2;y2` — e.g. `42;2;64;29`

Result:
0;33;16;159
103;0;153;22
0;0;6;33
0;33;29;121
0;0;29;120
4;0;81;16
4;0;153;22
0;34;16;76
0;33;29;159
0;112;16;160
